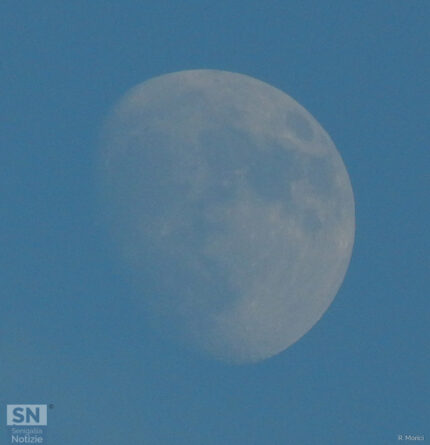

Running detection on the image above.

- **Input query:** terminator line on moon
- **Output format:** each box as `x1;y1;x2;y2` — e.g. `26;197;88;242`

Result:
99;69;355;364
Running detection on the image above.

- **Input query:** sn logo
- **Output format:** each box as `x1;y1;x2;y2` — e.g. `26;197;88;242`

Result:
7;405;47;426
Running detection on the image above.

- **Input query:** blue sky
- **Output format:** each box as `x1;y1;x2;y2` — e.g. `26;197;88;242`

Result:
1;1;428;444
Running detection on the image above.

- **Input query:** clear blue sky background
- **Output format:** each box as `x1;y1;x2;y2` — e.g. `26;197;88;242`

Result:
1;1;428;444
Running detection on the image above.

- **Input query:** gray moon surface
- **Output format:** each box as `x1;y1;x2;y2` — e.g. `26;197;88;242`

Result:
99;69;355;364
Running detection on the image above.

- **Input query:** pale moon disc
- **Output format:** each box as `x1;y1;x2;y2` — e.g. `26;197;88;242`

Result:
99;70;355;364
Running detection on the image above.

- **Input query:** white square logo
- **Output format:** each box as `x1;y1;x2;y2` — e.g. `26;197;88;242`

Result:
7;405;47;426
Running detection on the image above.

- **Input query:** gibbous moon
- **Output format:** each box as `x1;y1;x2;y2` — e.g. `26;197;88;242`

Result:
99;70;355;364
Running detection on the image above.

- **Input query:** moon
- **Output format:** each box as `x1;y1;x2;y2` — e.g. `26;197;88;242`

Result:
99;69;355;364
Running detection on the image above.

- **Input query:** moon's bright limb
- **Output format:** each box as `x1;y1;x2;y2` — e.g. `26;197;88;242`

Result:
100;70;355;364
